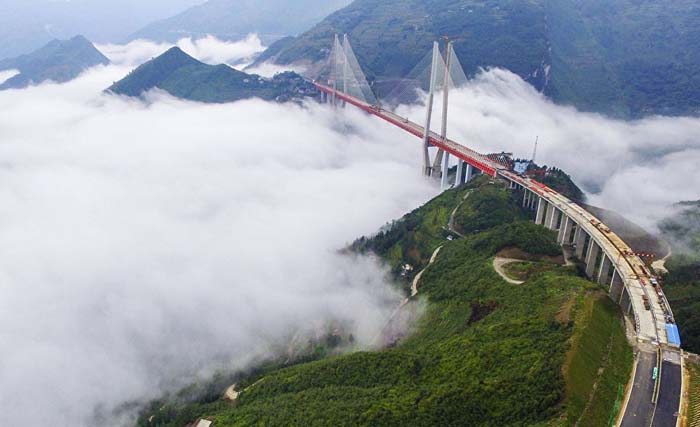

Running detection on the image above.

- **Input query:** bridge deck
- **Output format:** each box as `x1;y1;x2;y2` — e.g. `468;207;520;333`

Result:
315;81;671;346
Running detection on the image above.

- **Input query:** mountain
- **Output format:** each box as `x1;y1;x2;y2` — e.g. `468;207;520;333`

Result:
0;35;110;90
107;47;318;103
257;0;700;118
133;177;633;426
659;201;700;353
129;0;352;44
0;0;203;60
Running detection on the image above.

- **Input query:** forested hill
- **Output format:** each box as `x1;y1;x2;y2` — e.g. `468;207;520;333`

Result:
0;35;109;90
257;0;700;118
659;201;700;353
133;178;632;427
107;47;318;103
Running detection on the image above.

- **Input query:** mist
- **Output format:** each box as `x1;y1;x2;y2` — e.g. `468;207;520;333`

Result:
0;40;436;426
3;36;700;426
397;68;700;230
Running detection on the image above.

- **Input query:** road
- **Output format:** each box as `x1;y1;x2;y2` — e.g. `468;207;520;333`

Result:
621;351;657;427
652;352;682;426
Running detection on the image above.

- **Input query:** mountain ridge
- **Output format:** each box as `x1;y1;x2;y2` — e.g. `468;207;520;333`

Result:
257;0;700;118
0;35;110;90
107;47;318;103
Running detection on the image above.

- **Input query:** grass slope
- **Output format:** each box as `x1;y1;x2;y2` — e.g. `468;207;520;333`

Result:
135;179;631;426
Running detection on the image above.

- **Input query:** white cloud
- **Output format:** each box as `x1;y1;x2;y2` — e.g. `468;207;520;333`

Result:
396;68;700;229
97;34;265;68
0;53;436;425
0;68;19;84
244;61;307;78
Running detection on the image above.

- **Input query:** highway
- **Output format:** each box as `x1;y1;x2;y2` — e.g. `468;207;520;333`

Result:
315;81;684;427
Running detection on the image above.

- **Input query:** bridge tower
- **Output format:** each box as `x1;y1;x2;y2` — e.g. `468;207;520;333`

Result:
421;42;440;177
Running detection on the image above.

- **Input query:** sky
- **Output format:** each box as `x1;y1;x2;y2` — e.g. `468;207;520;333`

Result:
1;35;700;426
0;37;437;426
0;0;206;58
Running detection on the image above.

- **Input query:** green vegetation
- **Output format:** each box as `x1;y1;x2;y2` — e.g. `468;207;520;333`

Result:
503;261;560;282
107;47;318;103
687;359;700;426
135;179;631;426
659;201;700;354
260;0;700;117
562;293;633;426
0;35;109;90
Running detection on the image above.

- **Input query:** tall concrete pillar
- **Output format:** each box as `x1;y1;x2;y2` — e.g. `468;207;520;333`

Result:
575;229;588;258
598;255;612;285
558;216;572;244
441;152;450;189
455;160;465;186
421;42;440;177
544;204;556;230
609;270;624;302
620;287;631;311
585;241;600;278
535;198;546;225
465;164;474;183
522;190;529;207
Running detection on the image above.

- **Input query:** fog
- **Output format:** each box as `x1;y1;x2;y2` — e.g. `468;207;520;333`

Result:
98;34;266;69
397;68;700;229
0;39;436;426
2;36;700;426
0;0;205;59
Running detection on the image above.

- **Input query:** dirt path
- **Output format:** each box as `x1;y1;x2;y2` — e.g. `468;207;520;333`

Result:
412;246;443;297
224;384;240;401
652;247;672;275
492;257;526;285
446;190;472;237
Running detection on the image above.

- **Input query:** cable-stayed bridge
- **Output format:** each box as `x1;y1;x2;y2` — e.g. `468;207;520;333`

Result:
313;35;684;427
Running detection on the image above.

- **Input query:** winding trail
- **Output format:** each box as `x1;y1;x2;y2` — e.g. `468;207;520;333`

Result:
411;246;443;297
492;257;526;285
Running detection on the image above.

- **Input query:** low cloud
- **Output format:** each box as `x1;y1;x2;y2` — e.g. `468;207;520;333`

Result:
0;69;19;84
97;34;265;68
0;50;436;425
396;68;700;229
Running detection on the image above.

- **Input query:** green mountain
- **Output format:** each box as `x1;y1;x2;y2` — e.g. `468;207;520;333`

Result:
107;47;318;103
129;0;352;44
258;0;700;118
0;35;109;90
133;178;632;427
659;201;700;353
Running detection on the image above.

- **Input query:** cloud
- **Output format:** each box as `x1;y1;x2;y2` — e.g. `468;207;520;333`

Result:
0;69;19;84
0;51;436;425
396;68;700;229
244;61;307;78
97;34;265;68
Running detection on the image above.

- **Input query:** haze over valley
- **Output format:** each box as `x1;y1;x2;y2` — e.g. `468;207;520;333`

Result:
1;1;699;426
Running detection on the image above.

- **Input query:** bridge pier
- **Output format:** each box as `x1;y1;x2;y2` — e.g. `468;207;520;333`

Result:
610;270;624;303
535;198;546;225
598;255;613;285
455;160;465;186
441;152;451;189
585;241;601;277
574;228;588;259
558;216;573;244
544;203;556;230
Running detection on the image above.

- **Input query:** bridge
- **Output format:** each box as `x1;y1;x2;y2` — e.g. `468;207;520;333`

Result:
315;34;684;426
